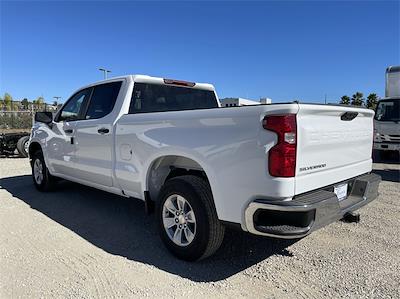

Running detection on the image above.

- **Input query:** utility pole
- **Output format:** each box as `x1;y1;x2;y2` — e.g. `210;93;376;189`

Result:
31;104;34;127
324;94;327;104
53;96;61;106
99;68;111;79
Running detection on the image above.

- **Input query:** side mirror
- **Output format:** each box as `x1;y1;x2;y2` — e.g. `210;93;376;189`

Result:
35;112;53;124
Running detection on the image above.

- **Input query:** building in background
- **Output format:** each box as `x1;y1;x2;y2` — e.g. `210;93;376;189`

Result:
220;97;272;107
259;97;272;104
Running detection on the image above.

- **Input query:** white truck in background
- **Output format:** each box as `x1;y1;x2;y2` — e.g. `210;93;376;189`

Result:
30;75;380;261
374;66;400;156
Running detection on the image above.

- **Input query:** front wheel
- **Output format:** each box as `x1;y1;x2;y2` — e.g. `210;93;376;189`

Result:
31;150;56;191
157;175;225;261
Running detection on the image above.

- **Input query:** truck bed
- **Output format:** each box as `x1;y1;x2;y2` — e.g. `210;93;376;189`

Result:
114;102;374;224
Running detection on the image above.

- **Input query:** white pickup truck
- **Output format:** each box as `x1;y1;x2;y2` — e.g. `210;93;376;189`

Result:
30;75;381;261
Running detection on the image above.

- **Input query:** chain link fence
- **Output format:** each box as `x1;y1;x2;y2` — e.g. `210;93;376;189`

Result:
0;111;35;131
0;102;60;132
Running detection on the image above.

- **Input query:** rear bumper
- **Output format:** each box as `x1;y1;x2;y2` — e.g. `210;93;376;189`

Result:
244;173;381;238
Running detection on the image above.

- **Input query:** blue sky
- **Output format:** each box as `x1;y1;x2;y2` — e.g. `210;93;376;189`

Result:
1;1;399;104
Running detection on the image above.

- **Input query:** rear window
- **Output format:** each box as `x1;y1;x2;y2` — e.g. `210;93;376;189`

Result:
129;83;218;114
85;81;122;119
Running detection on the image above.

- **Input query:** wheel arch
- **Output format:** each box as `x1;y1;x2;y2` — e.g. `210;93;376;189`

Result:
28;141;42;159
145;155;214;204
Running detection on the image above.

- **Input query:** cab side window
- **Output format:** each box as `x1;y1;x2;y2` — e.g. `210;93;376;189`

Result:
84;81;122;120
58;88;92;122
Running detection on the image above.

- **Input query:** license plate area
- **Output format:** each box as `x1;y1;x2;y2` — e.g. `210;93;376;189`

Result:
334;183;348;201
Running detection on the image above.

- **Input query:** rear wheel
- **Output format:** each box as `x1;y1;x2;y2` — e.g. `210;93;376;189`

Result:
16;136;30;157
157;175;225;261
31;150;56;191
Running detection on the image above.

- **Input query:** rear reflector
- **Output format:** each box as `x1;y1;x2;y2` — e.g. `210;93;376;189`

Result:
263;114;297;177
163;79;196;87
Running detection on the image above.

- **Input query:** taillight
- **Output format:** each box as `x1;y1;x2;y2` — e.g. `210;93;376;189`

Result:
263;114;297;177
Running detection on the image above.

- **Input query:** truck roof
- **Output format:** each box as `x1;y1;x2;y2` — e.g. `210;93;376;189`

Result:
82;75;216;92
386;65;400;73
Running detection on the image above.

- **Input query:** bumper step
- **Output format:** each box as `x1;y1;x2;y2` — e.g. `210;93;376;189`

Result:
255;224;311;237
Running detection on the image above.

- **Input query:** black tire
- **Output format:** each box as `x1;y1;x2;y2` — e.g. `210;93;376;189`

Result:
157;175;225;261
16;136;30;157
31;150;56;191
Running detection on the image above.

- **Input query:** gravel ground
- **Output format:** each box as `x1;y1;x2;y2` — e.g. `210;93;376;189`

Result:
1;157;399;298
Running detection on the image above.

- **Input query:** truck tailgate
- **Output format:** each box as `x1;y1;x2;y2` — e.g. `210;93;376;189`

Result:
295;104;375;194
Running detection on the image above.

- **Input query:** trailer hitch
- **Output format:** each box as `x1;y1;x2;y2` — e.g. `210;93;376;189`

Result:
341;212;360;223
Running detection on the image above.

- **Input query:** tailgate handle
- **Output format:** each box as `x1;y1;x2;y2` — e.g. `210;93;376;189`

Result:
341;112;358;121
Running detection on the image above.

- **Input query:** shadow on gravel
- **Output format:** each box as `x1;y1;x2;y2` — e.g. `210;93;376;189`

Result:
372;169;400;183
0;175;297;282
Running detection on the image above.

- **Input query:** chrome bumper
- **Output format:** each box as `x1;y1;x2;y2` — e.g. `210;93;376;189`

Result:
245;173;381;239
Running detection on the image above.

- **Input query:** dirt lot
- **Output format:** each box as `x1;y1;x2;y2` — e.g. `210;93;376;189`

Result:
1;157;399;298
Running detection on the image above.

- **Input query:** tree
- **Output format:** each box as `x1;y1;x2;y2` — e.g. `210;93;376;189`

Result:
53;101;58;106
366;93;379;110
34;96;45;111
3;93;12;111
351;92;364;106
36;96;44;105
340;95;351;105
21;98;29;110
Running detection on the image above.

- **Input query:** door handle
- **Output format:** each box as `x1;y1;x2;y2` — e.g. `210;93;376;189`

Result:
64;129;73;134
97;128;109;134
